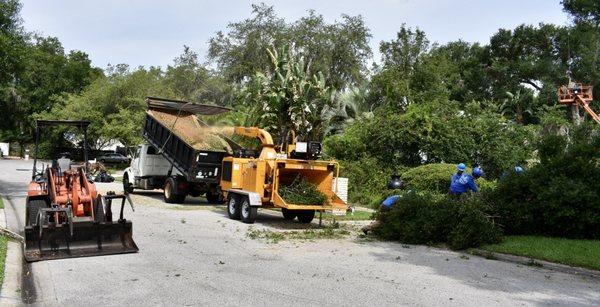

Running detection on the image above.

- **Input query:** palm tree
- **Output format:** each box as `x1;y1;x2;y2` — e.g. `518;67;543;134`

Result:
499;90;534;124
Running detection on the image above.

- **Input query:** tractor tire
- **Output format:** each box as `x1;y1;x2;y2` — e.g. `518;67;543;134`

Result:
227;194;241;220
123;175;134;194
281;208;297;220
297;210;315;224
93;197;105;223
26;199;47;226
164;178;179;204
240;197;257;224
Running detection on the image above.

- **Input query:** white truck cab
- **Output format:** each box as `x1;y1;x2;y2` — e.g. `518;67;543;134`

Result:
123;144;177;192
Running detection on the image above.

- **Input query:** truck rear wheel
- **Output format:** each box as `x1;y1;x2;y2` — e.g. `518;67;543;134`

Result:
281;208;297;220
297;210;315;224
164;178;182;204
240;197;257;224
206;192;224;204
227;194;241;220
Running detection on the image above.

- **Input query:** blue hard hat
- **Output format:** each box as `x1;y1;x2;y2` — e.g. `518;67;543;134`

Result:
473;167;483;177
457;163;466;171
514;166;524;173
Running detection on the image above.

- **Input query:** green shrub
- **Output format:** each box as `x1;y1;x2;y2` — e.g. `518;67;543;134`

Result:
490;123;600;239
373;191;502;250
337;157;392;208
401;163;496;194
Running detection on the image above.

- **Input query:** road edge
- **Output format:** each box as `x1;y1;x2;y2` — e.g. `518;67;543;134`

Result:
471;249;599;279
0;196;23;306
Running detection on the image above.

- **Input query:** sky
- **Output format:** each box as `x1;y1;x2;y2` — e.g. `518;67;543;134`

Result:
20;0;570;70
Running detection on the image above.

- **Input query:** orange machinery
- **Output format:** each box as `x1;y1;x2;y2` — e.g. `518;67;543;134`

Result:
557;83;600;124
24;120;138;261
220;127;347;224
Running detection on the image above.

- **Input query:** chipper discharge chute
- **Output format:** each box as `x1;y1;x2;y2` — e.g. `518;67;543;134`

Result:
24;120;138;262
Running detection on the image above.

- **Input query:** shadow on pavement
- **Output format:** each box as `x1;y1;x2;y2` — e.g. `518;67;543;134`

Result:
365;240;600;305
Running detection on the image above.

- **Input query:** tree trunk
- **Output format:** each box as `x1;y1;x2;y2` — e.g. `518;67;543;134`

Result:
571;104;582;126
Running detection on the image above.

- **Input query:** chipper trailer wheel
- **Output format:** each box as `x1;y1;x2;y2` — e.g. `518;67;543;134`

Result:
281;208;297;220
297;210;316;224
240;197;257;224
227;194;241;220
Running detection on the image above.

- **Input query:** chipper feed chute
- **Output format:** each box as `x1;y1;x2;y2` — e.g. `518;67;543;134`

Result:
24;192;138;262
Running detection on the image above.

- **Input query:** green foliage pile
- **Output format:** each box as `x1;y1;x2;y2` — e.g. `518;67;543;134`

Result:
373;192;502;250
278;177;327;205
489;123;600;239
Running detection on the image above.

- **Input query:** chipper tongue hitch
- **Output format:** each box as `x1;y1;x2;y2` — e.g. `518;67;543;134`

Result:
24;193;138;262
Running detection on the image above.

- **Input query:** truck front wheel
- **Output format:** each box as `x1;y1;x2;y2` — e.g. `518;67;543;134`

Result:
123;174;134;194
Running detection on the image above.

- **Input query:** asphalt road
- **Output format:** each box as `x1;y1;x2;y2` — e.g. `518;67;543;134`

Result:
1;158;599;306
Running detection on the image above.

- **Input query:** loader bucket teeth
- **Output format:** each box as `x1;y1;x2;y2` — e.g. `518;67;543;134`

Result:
24;221;138;262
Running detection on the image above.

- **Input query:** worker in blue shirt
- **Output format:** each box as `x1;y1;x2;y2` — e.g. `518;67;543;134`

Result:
449;163;478;195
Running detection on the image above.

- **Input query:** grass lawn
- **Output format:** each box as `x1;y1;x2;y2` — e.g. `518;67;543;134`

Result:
323;210;374;221
0;235;6;286
0;197;3;209
482;236;600;271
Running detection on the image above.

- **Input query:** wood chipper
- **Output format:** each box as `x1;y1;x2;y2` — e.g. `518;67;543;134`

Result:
24;120;138;262
220;127;348;224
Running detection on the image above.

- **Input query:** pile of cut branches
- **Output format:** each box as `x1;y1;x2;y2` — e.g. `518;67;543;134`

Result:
278;177;327;205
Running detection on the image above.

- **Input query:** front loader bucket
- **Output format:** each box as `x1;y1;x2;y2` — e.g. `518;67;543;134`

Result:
24;220;138;262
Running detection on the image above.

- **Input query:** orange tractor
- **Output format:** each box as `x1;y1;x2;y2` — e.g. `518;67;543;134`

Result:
24;120;138;261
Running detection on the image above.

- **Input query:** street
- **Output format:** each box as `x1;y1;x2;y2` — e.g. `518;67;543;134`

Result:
1;158;599;306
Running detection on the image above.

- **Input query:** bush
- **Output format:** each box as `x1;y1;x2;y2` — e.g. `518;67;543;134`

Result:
490;123;600;239
401;163;496;194
373;191;502;249
337;157;392;208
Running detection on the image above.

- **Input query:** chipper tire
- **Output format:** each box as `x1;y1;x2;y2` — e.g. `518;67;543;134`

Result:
297;210;315;224
281;208;297;220
26;199;47;226
240;197;257;224
227;194;241;220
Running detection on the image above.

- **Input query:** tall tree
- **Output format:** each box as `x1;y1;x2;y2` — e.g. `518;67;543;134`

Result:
208;3;371;89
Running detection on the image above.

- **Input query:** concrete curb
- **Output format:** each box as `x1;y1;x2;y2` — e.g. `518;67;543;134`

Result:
0;196;23;306
471;249;599;279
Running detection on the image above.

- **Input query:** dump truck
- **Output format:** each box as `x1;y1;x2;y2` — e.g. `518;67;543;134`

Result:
25;120;138;262
131;97;240;203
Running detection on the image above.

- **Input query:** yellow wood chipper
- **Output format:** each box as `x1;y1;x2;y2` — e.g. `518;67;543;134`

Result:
220;127;347;224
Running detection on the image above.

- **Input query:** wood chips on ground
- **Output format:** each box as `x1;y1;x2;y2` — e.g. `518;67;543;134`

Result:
148;110;233;152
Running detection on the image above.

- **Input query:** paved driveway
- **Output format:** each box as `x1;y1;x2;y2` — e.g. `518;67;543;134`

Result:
0;159;599;306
